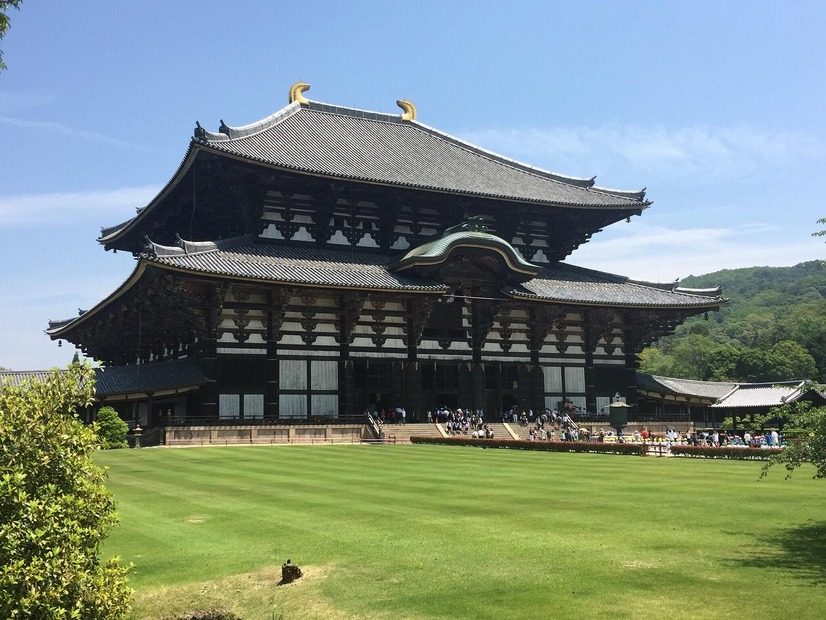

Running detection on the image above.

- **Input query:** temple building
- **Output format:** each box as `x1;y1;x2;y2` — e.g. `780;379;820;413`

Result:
46;83;725;428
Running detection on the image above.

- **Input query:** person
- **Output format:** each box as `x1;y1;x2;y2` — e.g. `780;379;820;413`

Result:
427;410;432;423
771;429;779;447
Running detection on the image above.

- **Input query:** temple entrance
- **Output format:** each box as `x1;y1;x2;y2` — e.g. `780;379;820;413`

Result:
484;363;521;418
421;361;460;413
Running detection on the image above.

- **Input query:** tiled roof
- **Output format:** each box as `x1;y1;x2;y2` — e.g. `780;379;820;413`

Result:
0;370;58;388
636;372;735;399
1;359;210;397
196;100;648;208
141;236;723;309
144;236;446;292
94;358;211;396
508;264;725;308
710;382;810;409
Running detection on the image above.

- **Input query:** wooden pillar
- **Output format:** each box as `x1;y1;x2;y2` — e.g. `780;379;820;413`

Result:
471;363;485;414
405;362;422;422
530;365;545;413
343;360;355;418
146;392;155;428
518;364;532;412
458;363;472;409
391;361;404;410
200;338;219;420
584;349;597;416
266;340;279;419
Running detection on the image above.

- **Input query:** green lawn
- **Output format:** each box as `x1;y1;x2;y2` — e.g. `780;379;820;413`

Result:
97;445;826;619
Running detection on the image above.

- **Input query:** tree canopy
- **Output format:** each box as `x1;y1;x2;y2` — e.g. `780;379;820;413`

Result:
0;363;132;618
639;261;826;382
761;399;826;479
0;1;21;71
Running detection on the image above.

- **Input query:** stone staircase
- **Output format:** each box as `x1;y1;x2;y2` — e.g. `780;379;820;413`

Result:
380;422;521;444
380;423;445;443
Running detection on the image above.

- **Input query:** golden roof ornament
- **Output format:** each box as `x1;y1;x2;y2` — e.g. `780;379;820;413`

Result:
396;99;416;121
289;82;311;104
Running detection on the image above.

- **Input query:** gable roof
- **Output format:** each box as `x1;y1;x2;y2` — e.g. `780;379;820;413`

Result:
195;99;649;209
710;381;817;409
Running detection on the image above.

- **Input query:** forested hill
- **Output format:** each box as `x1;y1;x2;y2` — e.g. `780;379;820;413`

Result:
639;260;826;383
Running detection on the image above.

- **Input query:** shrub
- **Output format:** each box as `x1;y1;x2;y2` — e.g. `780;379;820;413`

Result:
0;364;132;618
409;436;644;456
670;445;782;460
96;406;129;449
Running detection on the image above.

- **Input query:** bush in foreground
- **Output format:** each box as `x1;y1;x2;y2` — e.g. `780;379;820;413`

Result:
0;364;132;619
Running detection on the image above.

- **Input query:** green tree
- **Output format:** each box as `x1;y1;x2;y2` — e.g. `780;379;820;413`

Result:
95;406;128;449
670;334;736;380
0;364;132;618
0;1;21;71
814;217;826;239
762;400;826;479
766;340;818;381
637;348;684;377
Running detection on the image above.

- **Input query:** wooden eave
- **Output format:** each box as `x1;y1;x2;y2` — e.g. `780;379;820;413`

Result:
99;142;647;253
98;143;200;250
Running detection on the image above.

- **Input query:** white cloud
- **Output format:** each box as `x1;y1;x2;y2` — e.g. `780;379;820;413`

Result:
0;90;56;113
567;223;825;282
0;186;160;227
0;115;160;151
462;123;823;184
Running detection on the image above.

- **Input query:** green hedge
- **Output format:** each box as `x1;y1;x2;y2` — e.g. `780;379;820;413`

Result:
409;436;644;456
670;445;783;460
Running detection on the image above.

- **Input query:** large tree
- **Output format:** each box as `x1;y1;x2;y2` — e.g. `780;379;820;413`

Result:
0;1;21;71
0;363;132;618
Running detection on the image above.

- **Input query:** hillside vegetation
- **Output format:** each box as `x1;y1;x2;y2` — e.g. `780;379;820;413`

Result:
639;260;826;382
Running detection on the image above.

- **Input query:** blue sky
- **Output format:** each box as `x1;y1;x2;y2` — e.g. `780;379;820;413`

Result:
1;0;824;370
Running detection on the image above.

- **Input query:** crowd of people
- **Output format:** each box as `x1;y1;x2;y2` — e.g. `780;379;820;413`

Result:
367;404;783;449
428;407;494;438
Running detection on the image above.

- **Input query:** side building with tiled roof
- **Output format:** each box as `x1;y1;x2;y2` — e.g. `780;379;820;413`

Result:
46;84;725;428
635;373;826;427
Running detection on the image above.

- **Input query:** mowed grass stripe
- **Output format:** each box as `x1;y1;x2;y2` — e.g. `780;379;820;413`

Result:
97;445;826;620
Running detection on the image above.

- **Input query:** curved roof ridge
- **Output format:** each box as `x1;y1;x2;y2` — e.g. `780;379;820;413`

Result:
142;234;250;258
195;101;303;143
590;185;647;202
99;143;199;245
308;100;406;124
392;229;541;278
648;373;735;388
674;285;723;296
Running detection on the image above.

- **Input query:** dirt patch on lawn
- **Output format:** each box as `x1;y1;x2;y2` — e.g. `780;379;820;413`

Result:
130;563;358;620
